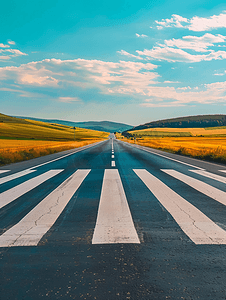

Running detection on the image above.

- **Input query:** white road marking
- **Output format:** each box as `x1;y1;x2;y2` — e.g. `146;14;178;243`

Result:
219;170;226;174
0;169;90;247
111;161;116;167
162;169;226;207
190;169;226;184
0;169;36;185
112;155;114;158
120;141;203;170
0;170;63;210
0;170;10;174
92;169;140;244
134;169;226;244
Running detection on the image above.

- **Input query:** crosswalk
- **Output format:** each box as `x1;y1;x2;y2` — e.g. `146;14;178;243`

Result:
0;167;226;247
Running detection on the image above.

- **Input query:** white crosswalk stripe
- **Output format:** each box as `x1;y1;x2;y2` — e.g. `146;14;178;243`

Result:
162;169;226;207
0;170;10;174
1;167;226;247
92;169;140;244
189;169;226;183
0;170;63;209
0;169;90;247
0;169;36;185
134;169;226;245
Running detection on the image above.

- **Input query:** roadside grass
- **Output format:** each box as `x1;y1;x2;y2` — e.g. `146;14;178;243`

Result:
117;132;226;164
0;139;104;166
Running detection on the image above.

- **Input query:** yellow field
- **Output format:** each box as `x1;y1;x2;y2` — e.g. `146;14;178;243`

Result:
119;134;226;164
0;139;104;166
0;113;109;165
130;126;226;137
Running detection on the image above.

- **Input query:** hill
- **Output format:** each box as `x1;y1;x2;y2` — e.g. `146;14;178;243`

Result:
129;115;226;131
13;116;133;133
0;113;108;141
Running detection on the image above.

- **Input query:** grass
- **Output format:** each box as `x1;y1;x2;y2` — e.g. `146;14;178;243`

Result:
129;127;226;137
0;113;109;166
0;140;104;166
117;129;226;164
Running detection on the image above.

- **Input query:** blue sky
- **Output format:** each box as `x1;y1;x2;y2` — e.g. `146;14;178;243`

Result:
1;0;226;125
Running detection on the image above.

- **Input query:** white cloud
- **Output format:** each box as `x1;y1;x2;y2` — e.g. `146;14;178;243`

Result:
58;97;81;103
8;41;16;45
0;43;10;48
0;58;159;93
0;47;27;60
163;33;226;52
156;11;226;31
137;46;226;63
136;33;148;38
1;57;226;107
117;50;143;60
140;81;226;107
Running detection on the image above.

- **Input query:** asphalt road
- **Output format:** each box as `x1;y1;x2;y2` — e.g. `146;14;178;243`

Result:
1;135;226;299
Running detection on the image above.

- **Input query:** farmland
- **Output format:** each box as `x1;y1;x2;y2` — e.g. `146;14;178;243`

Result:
118;127;226;164
0;113;108;165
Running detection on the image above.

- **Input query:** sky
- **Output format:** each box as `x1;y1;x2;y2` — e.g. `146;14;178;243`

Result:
1;0;226;125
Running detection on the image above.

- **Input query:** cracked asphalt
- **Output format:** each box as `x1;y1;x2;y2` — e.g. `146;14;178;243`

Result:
1;138;226;299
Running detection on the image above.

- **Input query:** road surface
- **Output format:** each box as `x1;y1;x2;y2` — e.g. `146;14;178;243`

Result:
1;135;226;299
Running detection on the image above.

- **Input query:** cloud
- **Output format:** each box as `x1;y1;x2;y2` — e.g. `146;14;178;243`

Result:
58;97;81;103
140;81;226;107
1;57;226;108
137;46;226;63
163;33;226;52
0;46;27;60
117;50;143;60
136;33;148;38
0;43;10;48
8;41;16;45
0;58;159;95
156;11;226;31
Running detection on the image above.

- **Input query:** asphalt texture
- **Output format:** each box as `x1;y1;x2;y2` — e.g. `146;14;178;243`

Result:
1;136;226;300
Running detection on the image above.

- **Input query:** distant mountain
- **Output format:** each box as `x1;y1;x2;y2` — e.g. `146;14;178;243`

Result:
13;116;133;133
129;115;226;131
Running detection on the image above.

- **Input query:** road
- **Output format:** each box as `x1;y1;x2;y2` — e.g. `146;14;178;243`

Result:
1;135;226;299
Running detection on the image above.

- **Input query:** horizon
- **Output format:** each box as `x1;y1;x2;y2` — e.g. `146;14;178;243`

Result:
1;0;226;124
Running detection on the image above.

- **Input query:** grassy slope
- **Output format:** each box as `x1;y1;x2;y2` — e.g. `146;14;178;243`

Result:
0;113;108;141
0;113;109;166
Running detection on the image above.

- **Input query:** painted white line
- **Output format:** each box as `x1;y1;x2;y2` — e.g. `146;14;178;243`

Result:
190;169;226;184
111;161;116;167
162;169;226;207
0;170;63;210
112;155;114;158
29;140;105;170
0;170;10;174
219;170;226;174
119;140;203;170
92;169;140;244
134;169;226;244
0;169;36;185
0;169;90;247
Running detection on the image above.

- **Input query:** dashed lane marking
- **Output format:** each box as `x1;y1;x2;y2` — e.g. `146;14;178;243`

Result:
111;161;116;167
